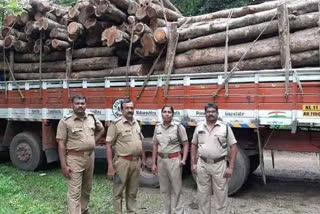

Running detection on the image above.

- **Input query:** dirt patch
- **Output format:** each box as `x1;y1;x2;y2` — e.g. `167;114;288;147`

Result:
136;151;320;214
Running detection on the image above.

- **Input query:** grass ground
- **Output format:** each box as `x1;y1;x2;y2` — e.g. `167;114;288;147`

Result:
0;160;114;214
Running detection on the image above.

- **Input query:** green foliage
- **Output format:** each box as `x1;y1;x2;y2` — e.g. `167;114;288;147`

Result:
0;0;24;28
172;0;257;16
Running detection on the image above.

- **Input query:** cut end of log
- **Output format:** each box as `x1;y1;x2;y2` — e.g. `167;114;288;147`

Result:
4;35;16;49
85;4;96;17
154;27;168;44
4;14;17;27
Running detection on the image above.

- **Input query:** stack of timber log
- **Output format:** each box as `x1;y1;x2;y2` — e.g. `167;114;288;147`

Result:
1;0;320;80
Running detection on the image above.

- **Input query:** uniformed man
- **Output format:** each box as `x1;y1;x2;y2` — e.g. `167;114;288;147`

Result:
56;94;105;214
151;104;189;214
191;102;238;214
106;98;146;214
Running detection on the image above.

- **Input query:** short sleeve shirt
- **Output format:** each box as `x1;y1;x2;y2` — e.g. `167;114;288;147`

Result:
192;120;237;159
152;122;188;154
106;117;143;156
56;112;104;151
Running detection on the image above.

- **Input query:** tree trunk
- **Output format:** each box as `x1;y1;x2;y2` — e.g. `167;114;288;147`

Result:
95;2;127;24
55;6;70;17
109;0;132;10
154;27;168;44
67;22;84;40
156;27;320;69
177;0;319;41
136;6;148;21
154;49;319;74
20;11;31;24
1;56;119;73
4;35;15;49
176;12;319;53
14;40;29;53
135;22;152;35
141;33;159;56
68;7;80;21
150;18;166;31
157;0;182;16
52;39;71;50
101;26;129;47
50;27;69;41
3;14;17;27
72;65;145;78
146;3;182;21
39;17;66;31
128;2;139;15
1;27;28;41
24;21;40;36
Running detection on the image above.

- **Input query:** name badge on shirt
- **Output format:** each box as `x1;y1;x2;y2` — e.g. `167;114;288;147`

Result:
198;130;205;134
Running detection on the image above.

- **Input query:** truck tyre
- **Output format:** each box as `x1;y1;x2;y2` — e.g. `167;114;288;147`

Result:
249;153;260;174
139;139;159;187
228;148;250;195
9;132;44;171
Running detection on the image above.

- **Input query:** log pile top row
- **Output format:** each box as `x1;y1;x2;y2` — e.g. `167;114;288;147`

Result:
0;0;320;80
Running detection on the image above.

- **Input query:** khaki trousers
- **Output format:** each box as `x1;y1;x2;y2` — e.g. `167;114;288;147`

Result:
158;156;184;214
113;157;140;214
66;153;94;214
197;158;228;214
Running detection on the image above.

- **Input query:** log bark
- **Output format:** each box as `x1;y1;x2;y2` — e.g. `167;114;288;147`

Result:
52;39;71;50
20;11;31;24
109;0;132;10
4;35;15;49
150;18;166;31
157;0;181;16
24;21;41;36
1;56;119;73
101;26;129;47
135;6;148;21
68;7;80;21
67;22;84;40
156;27;320;69
3;14;18;27
177;0;319;41
38;1;53;13
14;72;66;80
146;3;182;21
73;47;115;58
59;14;71;26
1;27;28;41
14;40;29;53
55;6;70;17
39;17;66;31
176;12;319;53
154;49;320;74
50;27;69;41
85;4;97;18
72;65;145;78
128;2;139;15
95;2;127;24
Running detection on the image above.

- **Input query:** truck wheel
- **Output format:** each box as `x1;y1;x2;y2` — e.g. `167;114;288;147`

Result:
228;148;250;195
139;139;159;187
9;132;45;171
249;154;260;174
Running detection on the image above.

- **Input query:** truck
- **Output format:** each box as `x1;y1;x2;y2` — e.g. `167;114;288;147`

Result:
0;68;320;195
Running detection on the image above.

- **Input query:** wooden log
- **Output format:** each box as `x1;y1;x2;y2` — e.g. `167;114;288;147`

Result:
39;17;66;31
141;33;159;56
73;47;115;58
86;29;102;47
68;7;80;20
4;14;18;27
150;18;166;31
44;12;58;22
84;18;112;30
34;12;45;21
109;0;132;10
157;27;320;69
67;22;84;40
177;0;319;41
52;39;71;50
101;26;129;47
134;47;145;58
1;56;119;73
128;16;136;24
45;39;52;46
50;27;69;41
14;40;29;53
157;0;181;16
37;1;53;13
72;65;145;79
55;6;70;17
85;4;97;18
4;35;15;49
128;2;139;15
1;27;27;41
154;49;320;74
20;11;31;24
60;14;71;26
135;6;148;21
24;21;40;36
135;22;152;35
176;12;320;53
146;3;182;21
16;14;24;26
14;72;66;80
154;27;168;44
95;2;127;24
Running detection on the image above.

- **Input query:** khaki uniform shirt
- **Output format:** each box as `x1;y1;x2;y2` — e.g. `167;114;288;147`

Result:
106;117;143;156
153;122;188;154
56;112;104;151
192;120;237;159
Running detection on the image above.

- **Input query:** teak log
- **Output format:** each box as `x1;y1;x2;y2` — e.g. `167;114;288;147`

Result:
39;17;66;31
141;33;159;56
146;3;182;21
101;26;129;47
135;22;152;35
50;27;69;41
1;27;27;41
52;39;71;50
95;2;127;24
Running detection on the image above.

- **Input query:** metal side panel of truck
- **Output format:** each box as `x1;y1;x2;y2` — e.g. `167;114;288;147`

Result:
0;68;320;195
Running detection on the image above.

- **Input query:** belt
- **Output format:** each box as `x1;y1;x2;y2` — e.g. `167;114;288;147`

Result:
68;150;93;157
158;152;179;159
200;156;226;164
120;156;140;161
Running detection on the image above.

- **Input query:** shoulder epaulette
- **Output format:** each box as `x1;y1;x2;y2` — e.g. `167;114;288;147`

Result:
63;114;73;121
112;117;122;124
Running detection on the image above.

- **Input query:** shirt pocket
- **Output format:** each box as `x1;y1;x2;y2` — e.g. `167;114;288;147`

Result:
71;127;83;139
197;131;206;144
121;130;132;141
215;134;227;149
169;132;179;144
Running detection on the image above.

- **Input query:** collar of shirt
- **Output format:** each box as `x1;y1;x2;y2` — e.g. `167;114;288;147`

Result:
160;121;175;129
203;120;222;132
121;116;137;126
72;112;89;121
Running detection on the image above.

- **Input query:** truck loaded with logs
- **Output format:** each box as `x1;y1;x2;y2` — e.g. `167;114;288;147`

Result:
0;0;319;195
